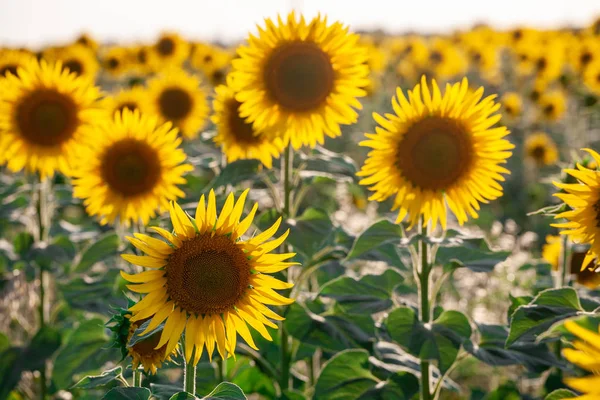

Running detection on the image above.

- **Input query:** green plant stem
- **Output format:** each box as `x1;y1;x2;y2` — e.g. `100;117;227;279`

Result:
418;220;432;400
133;370;143;387
183;356;196;395
35;176;49;400
217;357;227;382
283;144;292;217
554;235;570;366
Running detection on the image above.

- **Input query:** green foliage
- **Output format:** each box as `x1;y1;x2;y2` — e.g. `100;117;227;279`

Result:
544;389;577;400
102;387;152;400
201;382;247;399
72;367;125;389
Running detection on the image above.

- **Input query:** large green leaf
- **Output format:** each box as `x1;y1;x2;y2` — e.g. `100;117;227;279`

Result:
72;367;124;389
314;350;378;400
464;324;562;373
102;387;151;400
59;268;125;314
507;288;583;347
53;318;116;390
208;159;262;189
169;393;198;400
73;233;120;273
358;373;419;400
201;382;247;399
0;347;24;400
285;208;337;262
319;269;403;314
385;307;471;373
346;220;404;261
544;389;577;400
299;146;358;182
435;235;510;273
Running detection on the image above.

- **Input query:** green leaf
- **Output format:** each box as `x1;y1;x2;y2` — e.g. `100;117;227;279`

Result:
53;318;116;389
0;333;9;353
507;288;583;347
72;366;124;389
73;233;120;273
201;382;247;399
313;350;378;400
464;324;563;373
346;220;404;261
385;308;471;373
13;232;34;257
507;295;533;323
319;269;403;314
359;373;420;400
169;393;199;400
207;159;262;189
299;146;358;182
102;387;152;400
0;347;23;400
285;208;337;262
436;235;510;273
544;389;577;400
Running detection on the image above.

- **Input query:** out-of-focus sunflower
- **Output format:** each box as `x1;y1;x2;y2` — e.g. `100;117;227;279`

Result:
426;39;467;79
584;60;600;95
465;43;498;75
553;149;600;267
191;43;231;75
0;59;101;179
71;109;192;226
144;68;209;139
101;47;130;77
357;76;514;229
121;189;296;365
570;38;599;72
148;32;190;71
525;132;559;166
501;92;523;120
43;44;99;81
542;235;561;268
532;48;564;83
538;90;566;121
543;236;600;289
107;304;178;374
129;45;152;75
75;33;99;52
230;12;369;149
103;86;147;117
212;85;284;168
561;320;600;397
0;49;35;77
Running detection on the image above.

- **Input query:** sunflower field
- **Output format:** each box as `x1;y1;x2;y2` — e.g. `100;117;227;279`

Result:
3;9;600;400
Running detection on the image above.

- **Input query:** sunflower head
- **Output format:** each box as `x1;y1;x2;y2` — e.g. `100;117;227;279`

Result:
230;12;370;149
553;149;600;268
538;90;566;121
357;76;514;230
570;247;600;289
212;84;284;168
562;320;600;396
501;92;523;119
103;86;148;117
75;33;99;52
145;68;209;139
102;47;131;77
525;132;559;167
584;60;600;95
0;58;102;179
121;189;297;365
71;109;193;226
542;235;561;269
0;48;35;78
148;32;190;71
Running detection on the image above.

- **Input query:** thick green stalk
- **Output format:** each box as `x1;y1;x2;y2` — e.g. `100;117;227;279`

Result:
217;357;227;382
183;357;196;395
35;176;49;400
418;221;432;400
133;370;143;387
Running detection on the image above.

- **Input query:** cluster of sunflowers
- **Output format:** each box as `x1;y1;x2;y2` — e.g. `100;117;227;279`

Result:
2;10;600;400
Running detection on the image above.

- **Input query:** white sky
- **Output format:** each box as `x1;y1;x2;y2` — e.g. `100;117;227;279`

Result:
1;0;599;48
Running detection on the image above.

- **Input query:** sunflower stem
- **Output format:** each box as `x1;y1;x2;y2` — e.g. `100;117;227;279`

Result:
554;235;570;369
217;357;227;382
132;370;143;387
183;356;196;395
418;219;432;400
283;143;293;217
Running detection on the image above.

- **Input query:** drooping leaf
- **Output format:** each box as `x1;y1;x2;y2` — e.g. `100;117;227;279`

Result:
507;288;583;347
207;159;262;190
544;389;577;400
436;235;510;273
313;350;378;400
346;220;404;261
169;393;199;400
201;382;247;399
73;233;120;273
102;387;151;400
299;146;358;182
285;208;338;262
72;366;124;389
319;269;403;314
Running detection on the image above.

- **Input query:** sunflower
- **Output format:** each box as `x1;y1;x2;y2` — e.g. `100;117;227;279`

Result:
553;149;600;268
426;39;467;79
145;68;209;139
121;189;296;365
501;92;523;120
357;76;514;230
542;235;561;268
525;132;559;166
212;85;284;168
543;236;600;289
230;12;370;149
538;90;566;121
43;44;99;81
148;32;190;71
75;33;99;52
0;49;35;77
103;86;148;117
0;59;101;179
584;61;600;95
561;320;600;398
71;109;192;226
101;47;131;77
128;45;152;76
107;305;178;374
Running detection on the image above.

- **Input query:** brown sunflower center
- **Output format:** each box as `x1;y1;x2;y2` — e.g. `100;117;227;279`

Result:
157;38;175;56
396;116;473;191
570;249;600;288
128;319;167;361
100;138;161;197
264;41;334;111
581;52;593;66
430;51;443;64
116;102;139;114
16;89;79;147
543;103;555;115
227;99;260;144
107;57;119;70
63;59;83;76
159;88;193;120
536;57;547;71
530;89;541;102
531;145;546;160
137;49;148;64
513;30;523;40
211;69;226;86
0;64;18;77
166;234;251;315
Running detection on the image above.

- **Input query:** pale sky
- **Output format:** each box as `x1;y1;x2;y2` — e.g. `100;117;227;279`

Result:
1;0;599;48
